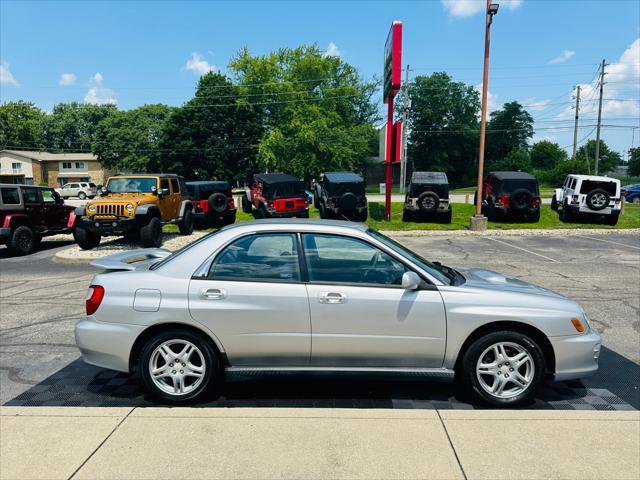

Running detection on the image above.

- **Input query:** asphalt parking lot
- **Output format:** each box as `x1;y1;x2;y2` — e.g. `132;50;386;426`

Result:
1;233;638;409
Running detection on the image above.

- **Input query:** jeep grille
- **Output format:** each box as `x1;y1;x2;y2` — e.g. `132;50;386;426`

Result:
93;204;127;217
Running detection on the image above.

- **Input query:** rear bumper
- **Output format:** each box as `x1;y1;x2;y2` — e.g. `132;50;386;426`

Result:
566;204;621;215
404;202;451;213
193;208;237;221
75;317;146;373
267;209;309;217
550;330;601;381
325;205;368;215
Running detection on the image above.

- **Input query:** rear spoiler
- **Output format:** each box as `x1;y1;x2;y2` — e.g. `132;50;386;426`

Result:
89;248;172;271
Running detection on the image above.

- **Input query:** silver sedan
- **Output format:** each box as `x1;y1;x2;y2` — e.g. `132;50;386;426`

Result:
75;220;601;406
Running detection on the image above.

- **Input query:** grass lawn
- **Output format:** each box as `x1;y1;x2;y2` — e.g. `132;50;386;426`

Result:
165;203;639;233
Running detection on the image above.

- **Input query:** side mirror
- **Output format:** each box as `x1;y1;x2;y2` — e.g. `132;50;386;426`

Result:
401;271;421;290
100;187;108;197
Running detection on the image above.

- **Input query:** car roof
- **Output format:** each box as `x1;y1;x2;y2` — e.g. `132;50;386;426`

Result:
411;171;448;184
255;173;301;184
186;180;230;187
112;173;183;179
219;218;369;233
323;172;364;183
567;174;620;182
491;171;537;181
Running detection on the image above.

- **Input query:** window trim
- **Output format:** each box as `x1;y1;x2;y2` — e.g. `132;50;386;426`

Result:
199;232;304;284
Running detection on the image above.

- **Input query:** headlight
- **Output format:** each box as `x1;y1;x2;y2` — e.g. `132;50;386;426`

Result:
126;204;134;212
87;204;96;213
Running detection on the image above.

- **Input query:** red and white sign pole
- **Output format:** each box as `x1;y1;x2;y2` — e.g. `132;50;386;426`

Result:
383;21;402;221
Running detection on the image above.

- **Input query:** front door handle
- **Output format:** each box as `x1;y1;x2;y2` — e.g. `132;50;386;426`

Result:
201;288;226;300
319;292;347;304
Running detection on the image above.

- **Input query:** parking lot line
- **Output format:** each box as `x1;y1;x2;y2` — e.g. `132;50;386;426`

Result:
581;236;640;250
485;237;558;262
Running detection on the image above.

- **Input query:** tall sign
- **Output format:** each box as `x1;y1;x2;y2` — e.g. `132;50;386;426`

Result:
383;21;402;221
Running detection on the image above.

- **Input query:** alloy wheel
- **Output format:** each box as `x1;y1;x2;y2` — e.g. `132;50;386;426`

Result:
476;341;535;399
148;340;206;396
591;193;607;208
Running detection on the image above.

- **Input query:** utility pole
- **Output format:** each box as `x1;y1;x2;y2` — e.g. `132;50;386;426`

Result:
571;85;581;159
594;59;606;175
400;64;411;194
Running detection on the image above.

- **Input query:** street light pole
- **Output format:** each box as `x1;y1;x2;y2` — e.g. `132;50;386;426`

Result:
471;1;499;231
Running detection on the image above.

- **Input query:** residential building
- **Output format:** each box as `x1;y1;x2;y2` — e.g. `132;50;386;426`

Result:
0;150;116;187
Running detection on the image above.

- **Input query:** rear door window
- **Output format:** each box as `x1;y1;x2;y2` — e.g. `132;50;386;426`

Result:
1;187;20;205
170;178;180;194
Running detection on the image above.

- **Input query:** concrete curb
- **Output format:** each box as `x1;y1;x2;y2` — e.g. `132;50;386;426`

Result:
53;227;640;264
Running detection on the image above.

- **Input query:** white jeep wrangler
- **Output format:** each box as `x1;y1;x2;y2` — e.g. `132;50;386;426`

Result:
551;174;621;225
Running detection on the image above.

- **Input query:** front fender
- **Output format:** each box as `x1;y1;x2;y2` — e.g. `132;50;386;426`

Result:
178;200;193;219
135;204;160;217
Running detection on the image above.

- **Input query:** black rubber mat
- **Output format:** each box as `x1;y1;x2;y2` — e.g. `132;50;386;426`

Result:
5;347;638;410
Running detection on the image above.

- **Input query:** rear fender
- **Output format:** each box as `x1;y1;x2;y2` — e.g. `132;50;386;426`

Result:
2;213;31;229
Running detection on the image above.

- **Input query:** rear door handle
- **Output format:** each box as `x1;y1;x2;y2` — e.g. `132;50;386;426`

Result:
201;288;226;300
319;292;347;304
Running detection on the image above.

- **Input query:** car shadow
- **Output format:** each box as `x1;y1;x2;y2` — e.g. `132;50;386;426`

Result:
4;346;638;410
0;240;75;259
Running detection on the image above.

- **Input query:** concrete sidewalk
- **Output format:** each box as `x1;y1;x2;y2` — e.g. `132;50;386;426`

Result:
1;407;638;480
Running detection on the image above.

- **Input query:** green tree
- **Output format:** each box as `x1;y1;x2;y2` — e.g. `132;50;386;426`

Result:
488;149;531;172
486;101;534;162
45;102;117;151
93;104;173;172
229;44;379;181
0;101;46;149
405;72;480;187
158;73;263;181
576;139;622;175
530;140;568;170
628;147;640;177
537;158;589;186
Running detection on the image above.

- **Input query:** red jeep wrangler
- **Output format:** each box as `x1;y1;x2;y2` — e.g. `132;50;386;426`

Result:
0;184;75;255
241;173;309;218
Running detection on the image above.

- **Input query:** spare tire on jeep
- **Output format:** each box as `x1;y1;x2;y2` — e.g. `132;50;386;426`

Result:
339;192;358;213
208;192;228;214
510;188;533;211
585;188;610;211
417;191;439;212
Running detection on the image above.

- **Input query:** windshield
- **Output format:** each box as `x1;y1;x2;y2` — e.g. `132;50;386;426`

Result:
367;229;452;285
107;177;158;193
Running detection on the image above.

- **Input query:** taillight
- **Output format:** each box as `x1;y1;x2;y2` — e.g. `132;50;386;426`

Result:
496;195;510;207
86;285;105;315
228;197;235;209
67;210;76;228
571;195;579;204
532;196;541;206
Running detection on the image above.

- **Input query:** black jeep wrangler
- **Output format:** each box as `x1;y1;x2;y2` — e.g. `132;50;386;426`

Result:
186;181;237;227
313;172;367;221
402;172;452;223
478;171;541;222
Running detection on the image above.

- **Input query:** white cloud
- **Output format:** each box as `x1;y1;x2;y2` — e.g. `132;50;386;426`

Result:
475;84;499;114
523;97;551;111
84;72;117;105
441;0;523;18
323;42;341;58
184;52;214;76
548;50;575;65
58;73;76;86
555;38;640;121
0;61;20;86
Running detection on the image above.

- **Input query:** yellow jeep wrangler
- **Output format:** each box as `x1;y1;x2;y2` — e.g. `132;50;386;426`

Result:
72;174;194;249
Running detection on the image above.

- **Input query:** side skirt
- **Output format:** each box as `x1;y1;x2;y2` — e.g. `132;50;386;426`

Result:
224;366;455;382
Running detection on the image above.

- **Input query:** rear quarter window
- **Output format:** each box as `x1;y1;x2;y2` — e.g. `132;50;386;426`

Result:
1;187;21;205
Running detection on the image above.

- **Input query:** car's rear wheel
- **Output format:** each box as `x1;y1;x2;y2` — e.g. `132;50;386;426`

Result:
527;209;541;223
139;329;219;403
139;217;163;248
8;225;35;255
74;223;101;250
605;214;619;226
178;209;194;235
440;208;452;224
550;195;559;211
241;195;252;214
459;331;545;407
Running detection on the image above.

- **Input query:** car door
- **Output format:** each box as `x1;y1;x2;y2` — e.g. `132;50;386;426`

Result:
20;186;43;230
302;233;447;368
158;178;172;220
188;232;311;366
41;188;67;230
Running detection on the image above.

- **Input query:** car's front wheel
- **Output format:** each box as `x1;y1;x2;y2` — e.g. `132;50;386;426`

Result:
139;329;219;403
78;191;87;200
459;331;545;407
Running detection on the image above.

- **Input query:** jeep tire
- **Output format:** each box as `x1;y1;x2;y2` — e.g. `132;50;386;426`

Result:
74;223;101;250
560;202;574;222
550;195;559;211
208;193;228;214
527;209;541;223
140;217;163;248
440;208;452;224
241;195;252;214
510;189;533;211
417;191;439;213
605;213;619;226
586;189;610;211
178;209;194;235
8;225;35;255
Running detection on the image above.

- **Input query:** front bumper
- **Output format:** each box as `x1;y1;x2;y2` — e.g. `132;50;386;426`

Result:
550;330;601;381
79;216;137;234
75;317;146;373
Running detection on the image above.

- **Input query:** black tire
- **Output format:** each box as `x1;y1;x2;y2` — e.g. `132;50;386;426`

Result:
313;189;320;209
510;188;533;211
560;203;574;223
123;230;140;243
605;214;619;226
458;330;545;407
208;193;228;214
339;193;358;213
78;191;86;200
298;210;310;218
178;209;194;235
319;203;328;219
73;224;101;250
585;189;610;211
550;195;558;211
440;208;452;224
139;217;163;248
417;191;439;212
241;195;252;214
354;210;368;222
139;328;219;404
528;208;541;223
8;225;35;255
221;212;236;226
402;209;413;222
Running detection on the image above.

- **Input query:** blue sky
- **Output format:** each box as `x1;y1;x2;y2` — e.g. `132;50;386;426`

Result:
1;0;638;156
